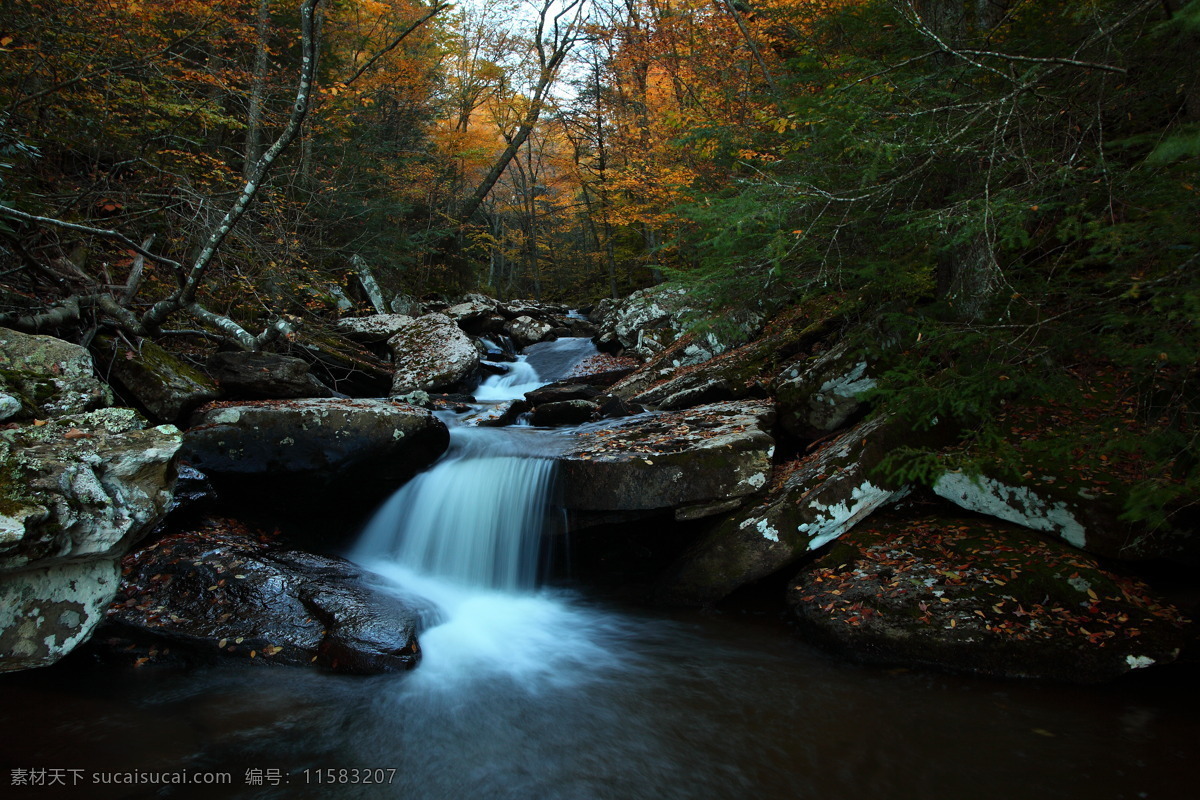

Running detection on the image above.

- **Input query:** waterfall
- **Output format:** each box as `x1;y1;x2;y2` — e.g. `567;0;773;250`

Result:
350;337;615;687
351;426;557;591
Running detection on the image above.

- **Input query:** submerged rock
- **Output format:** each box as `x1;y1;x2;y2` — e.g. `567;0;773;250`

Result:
658;414;923;606
101;525;426;674
559;400;775;522
788;513;1191;683
181;398;448;505
388;313;480;394
0;409;181;671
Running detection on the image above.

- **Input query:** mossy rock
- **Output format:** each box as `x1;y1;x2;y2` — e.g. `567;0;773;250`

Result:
92;335;220;424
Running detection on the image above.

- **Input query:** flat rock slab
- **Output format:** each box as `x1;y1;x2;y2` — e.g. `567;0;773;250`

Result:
102;525;427;674
788;513;1191;683
558;400;775;518
181;398;448;504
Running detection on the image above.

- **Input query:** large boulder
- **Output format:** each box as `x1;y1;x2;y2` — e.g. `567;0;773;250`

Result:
181;398;448;505
93;335;220;424
788;513;1191;683
0;408;181;671
388;313;480;394
101;525;427;673
593;285;693;356
0;329;112;419
657;414;922;606
288;325;394;396
207;351;331;399
558;400;776;522
504;315;555;348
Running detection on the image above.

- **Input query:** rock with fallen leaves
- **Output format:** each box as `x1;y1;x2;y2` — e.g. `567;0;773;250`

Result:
558;400;776;524
181;398;448;507
657;414;944;606
388;313;481;395
788;512;1191;683
0;408;181;672
100;523;428;674
335;313;415;343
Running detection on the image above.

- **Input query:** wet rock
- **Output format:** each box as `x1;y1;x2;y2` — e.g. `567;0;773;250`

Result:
102;526;426;674
504;315;555;348
0;329;113;419
336;314;415;343
181;398;448;505
559;400;775;521
0;409;181;671
445;300;500;335
93;335;220;424
524;383;603;406
531;400;599;427
773;341;875;437
207;351;331;399
788;513;1191;683
658;414;925;606
388;313;480;394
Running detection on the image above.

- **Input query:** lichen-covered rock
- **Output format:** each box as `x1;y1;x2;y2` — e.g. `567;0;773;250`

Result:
388;313;480;394
0;329;112;419
336;314;415;343
593;285;693;355
773;341;875;437
930;470;1189;561
181;398;448;503
208;351;331;399
609;304;836;412
0;409;181;671
101;525;427;674
657;414;922;606
504;315;554;348
559;400;775;521
788;513;1191;683
445;300;500;335
93;336;220;424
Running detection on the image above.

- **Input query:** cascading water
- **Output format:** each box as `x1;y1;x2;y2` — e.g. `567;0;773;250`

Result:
349;337;629;687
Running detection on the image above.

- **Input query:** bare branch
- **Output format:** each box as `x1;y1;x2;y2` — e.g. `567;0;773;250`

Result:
0;205;183;271
341;3;451;88
956;48;1126;74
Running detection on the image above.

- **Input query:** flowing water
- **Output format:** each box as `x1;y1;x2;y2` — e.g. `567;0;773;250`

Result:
0;338;1195;799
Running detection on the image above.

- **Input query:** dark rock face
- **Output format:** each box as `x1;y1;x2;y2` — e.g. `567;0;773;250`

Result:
772;341;875;438
531;399;599;427
207;351;331;399
93;335;220;424
289;326;395;397
558;400;775;521
657;414;923;606
102;526;427;674
788;513;1191;683
181;398;448;506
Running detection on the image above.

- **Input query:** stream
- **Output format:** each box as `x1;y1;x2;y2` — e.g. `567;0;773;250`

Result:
0;339;1195;799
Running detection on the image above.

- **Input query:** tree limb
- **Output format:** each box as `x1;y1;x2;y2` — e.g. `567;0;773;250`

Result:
341;3;450;88
0;205;183;271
